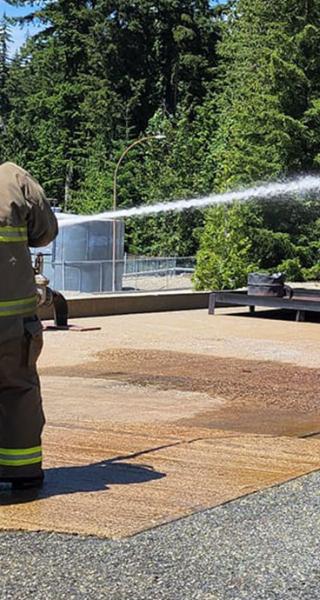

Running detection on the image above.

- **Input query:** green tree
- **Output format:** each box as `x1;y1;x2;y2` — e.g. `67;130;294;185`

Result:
4;0;107;197
0;15;11;156
194;203;259;289
195;0;320;288
3;0;219;218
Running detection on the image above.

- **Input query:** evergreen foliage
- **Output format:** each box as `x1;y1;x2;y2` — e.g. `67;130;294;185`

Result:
193;203;259;290
0;15;11;155
1;0;320;282
195;0;320;288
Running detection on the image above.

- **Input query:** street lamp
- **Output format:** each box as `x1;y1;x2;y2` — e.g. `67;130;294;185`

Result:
111;134;166;292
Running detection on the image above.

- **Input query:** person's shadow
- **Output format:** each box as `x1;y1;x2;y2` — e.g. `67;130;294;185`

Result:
0;457;166;505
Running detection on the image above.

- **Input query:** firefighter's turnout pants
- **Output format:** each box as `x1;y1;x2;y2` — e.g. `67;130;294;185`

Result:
0;316;44;480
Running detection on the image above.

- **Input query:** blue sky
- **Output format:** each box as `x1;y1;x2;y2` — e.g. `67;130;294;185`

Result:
0;0;39;54
1;0;226;55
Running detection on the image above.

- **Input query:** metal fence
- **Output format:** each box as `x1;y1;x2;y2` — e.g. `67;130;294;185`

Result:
34;253;196;294
123;256;195;292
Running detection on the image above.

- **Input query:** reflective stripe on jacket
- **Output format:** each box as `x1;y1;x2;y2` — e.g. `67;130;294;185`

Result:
0;162;58;323
0;226;28;243
0;222;38;317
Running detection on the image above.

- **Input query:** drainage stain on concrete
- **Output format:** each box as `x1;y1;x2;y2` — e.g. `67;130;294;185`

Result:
42;348;320;437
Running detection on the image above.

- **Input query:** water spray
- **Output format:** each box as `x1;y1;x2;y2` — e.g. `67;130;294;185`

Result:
57;175;320;227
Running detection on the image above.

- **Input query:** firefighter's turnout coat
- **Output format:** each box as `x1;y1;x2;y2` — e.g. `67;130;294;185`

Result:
0;162;58;480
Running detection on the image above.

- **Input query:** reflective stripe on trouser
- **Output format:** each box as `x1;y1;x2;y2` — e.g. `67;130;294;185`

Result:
0;446;42;467
0;318;44;479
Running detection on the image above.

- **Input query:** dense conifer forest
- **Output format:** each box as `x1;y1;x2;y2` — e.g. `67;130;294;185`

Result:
1;0;320;287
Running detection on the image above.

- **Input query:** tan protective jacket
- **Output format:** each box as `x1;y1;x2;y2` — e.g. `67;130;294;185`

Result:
0;162;58;339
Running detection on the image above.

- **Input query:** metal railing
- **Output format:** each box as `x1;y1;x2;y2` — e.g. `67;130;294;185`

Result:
123;256;195;292
33;254;196;294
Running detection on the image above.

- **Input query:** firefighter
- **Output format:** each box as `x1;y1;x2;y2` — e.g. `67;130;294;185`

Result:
0;162;58;490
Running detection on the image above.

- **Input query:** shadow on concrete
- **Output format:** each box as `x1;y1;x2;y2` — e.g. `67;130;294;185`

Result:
225;309;320;323
0;459;165;505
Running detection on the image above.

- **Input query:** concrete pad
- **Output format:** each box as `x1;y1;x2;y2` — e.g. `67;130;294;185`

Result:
2;310;319;540
42;375;223;425
41;344;320;437
39;308;320;370
0;424;320;539
39;290;209;320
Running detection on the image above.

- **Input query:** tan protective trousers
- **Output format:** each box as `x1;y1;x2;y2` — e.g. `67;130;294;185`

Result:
0;316;45;480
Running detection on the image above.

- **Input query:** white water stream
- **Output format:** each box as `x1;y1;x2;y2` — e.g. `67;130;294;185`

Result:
57;175;320;227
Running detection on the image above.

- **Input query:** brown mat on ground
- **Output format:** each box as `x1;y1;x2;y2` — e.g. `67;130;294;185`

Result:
0;423;319;539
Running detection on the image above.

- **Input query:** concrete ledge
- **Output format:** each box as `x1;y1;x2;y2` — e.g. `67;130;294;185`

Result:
39;290;210;319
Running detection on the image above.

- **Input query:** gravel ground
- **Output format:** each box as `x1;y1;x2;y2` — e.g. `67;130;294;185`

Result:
1;470;319;600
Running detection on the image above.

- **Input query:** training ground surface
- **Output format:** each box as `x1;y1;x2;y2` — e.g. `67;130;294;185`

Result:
0;307;319;598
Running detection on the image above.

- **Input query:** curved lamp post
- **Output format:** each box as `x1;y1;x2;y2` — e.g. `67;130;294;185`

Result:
111;134;165;292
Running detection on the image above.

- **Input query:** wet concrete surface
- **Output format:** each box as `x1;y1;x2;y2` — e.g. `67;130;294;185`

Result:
42;348;320;437
1;308;319;539
1;423;320;538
